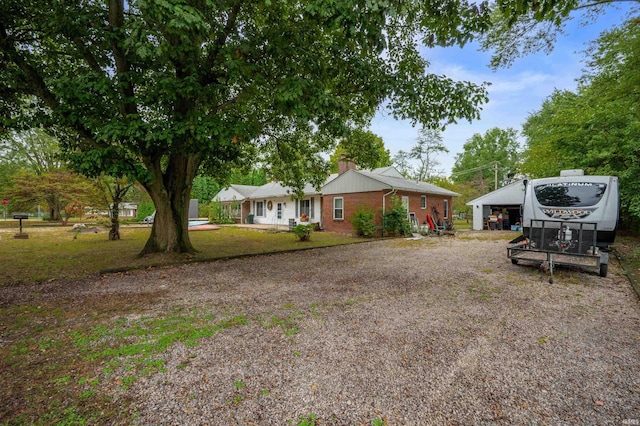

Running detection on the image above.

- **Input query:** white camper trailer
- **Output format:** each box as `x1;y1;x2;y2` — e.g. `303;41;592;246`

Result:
508;170;619;282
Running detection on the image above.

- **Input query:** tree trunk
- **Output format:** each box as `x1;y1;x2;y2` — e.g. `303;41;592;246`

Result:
109;201;121;241
139;153;199;255
46;196;62;221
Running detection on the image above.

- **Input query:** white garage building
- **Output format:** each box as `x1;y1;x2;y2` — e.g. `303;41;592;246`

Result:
466;180;526;231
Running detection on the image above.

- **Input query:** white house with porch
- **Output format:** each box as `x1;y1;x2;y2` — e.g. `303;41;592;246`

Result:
213;184;258;222
245;179;337;226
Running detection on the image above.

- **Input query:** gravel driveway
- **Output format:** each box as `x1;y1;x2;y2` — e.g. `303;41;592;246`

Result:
5;235;640;425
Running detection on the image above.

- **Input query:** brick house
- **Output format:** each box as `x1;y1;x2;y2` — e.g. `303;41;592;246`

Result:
321;161;459;235
213;158;457;233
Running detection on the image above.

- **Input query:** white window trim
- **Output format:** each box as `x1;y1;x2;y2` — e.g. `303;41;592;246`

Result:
299;198;314;219
421;195;427;209
443;199;449;219
333;197;344;220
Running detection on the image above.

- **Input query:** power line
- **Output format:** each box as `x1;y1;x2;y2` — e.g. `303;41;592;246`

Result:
449;161;498;177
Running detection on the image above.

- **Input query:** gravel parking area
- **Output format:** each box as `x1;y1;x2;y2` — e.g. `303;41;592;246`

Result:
4;234;640;424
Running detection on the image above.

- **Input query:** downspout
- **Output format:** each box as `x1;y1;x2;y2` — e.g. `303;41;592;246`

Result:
382;188;396;237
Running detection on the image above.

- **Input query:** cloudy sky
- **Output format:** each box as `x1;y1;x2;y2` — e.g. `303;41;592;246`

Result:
369;4;635;177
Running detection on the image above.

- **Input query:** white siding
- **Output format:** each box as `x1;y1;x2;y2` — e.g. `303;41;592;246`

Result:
251;195;322;226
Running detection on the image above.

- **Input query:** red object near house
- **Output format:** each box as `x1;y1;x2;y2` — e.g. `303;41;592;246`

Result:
426;214;435;230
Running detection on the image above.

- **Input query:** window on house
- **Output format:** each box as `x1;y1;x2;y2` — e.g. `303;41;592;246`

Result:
297;198;314;219
255;201;265;217
333;197;344;220
421;195;427;209
299;199;310;218
443;199;449;219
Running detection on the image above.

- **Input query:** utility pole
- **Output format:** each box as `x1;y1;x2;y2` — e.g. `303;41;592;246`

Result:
494;161;498;190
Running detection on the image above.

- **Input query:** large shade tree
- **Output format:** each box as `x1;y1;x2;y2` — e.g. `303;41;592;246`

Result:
0;129;66;219
521;16;640;228
1;0;494;254
328;129;392;174
451;127;521;193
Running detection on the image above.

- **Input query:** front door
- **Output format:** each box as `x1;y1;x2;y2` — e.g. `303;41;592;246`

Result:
277;203;282;220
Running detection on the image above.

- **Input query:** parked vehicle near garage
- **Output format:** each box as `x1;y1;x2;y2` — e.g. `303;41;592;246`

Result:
508;170;619;282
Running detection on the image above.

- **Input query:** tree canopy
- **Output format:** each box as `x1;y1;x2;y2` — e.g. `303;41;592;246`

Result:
0;129;62;175
481;0;640;69
451;127;521;193
6;170;99;222
521;16;640;228
0;129;68;218
1;0;495;254
328;129;392;173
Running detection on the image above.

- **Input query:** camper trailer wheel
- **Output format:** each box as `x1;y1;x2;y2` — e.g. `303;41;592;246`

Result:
599;263;608;278
511;258;518;265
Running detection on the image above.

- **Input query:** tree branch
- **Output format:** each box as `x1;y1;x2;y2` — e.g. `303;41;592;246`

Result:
108;0;137;117
575;0;640;11
202;2;241;85
72;37;104;74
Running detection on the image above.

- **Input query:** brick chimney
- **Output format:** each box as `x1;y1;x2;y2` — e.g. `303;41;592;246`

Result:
338;154;357;175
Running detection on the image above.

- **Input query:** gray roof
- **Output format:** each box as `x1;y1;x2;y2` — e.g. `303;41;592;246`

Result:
229;184;259;197
213;184;259;202
248;174;338;199
358;170;460;197
249;181;313;198
466;179;526;206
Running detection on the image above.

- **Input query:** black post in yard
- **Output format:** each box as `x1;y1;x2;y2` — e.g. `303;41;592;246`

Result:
13;213;29;239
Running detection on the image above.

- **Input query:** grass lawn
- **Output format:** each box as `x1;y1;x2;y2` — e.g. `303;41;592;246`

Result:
0;222;361;286
453;218;472;230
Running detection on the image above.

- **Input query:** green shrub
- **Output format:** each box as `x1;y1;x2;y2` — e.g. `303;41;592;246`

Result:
351;207;377;237
199;202;211;219
208;200;235;224
293;224;313;241
382;196;411;236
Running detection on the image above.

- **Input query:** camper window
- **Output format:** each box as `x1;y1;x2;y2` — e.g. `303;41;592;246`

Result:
534;182;607;207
